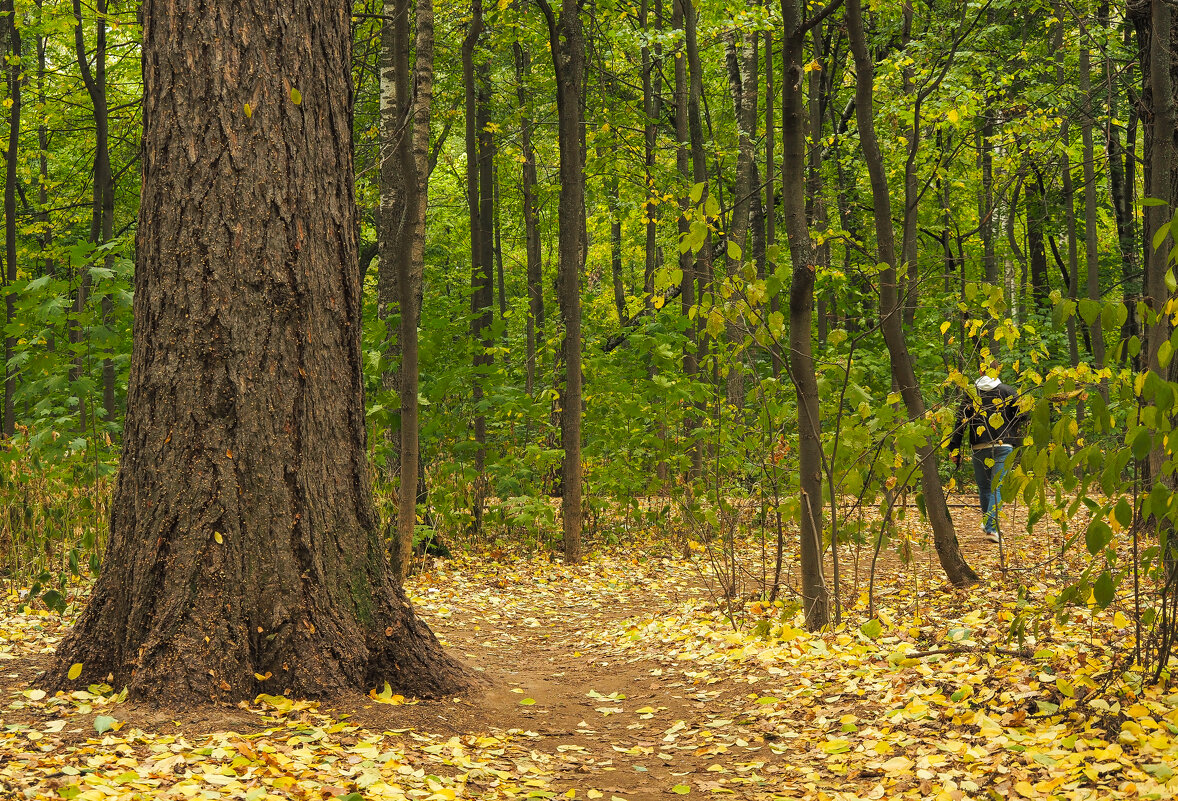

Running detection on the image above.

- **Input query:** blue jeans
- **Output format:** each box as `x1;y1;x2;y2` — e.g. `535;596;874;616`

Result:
972;445;1013;534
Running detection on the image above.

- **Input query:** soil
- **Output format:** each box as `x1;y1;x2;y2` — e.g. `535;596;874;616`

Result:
0;493;1076;800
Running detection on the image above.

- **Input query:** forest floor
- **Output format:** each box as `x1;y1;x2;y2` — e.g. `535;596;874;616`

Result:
0;495;1175;800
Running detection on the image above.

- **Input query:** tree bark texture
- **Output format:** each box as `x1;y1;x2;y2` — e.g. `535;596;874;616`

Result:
847;0;978;588
47;0;468;703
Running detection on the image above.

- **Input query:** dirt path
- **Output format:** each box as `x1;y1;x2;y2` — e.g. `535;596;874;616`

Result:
388;552;815;800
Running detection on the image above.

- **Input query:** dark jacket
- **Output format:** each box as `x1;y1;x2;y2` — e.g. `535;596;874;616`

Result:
948;380;1026;454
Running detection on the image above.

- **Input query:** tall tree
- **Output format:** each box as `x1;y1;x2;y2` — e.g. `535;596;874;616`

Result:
1080;40;1105;369
781;0;833;630
48;0;466;701
1;0;18;438
462;1;491;535
673;0;700;478
847;0;978;588
378;0;410;566
537;0;585;564
513;40;543;398
73;0;115;425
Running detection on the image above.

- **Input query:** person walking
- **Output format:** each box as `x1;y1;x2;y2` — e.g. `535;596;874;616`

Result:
948;363;1027;543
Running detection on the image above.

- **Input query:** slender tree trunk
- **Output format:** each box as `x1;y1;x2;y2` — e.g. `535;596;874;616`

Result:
782;0;829;630
538;0;584;563
1081;43;1106;369
382;0;436;582
765;28;781;376
378;0;409;496
1141;0;1174;389
462;4;489;534
641;0;668;487
609;166;626;323
1108;11;1139;353
807;22;832;347
36;4;53;357
847;0;978;588
900;1;920;330
673;0;700;480
980;109;997;286
478;63;496;334
73;0;115;425
641;0;659;299
514;42;543;397
48;0;468;702
494;164;506;329
0;0;15;438
684;0;710;473
1027;167;1050;312
72;0;114;431
1054;5;1080;368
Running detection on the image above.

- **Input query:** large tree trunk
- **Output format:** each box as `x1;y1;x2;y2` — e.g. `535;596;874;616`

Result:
539;0;584;563
847;0;978;588
47;0;467;702
782;0;830;631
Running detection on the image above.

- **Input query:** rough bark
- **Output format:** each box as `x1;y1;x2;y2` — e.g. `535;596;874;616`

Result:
847;0;978;588
47;0;468;702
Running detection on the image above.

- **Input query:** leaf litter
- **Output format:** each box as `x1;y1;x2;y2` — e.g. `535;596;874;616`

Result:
0;503;1174;800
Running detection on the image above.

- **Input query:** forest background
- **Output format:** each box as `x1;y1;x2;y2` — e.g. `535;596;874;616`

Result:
0;0;1175;660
